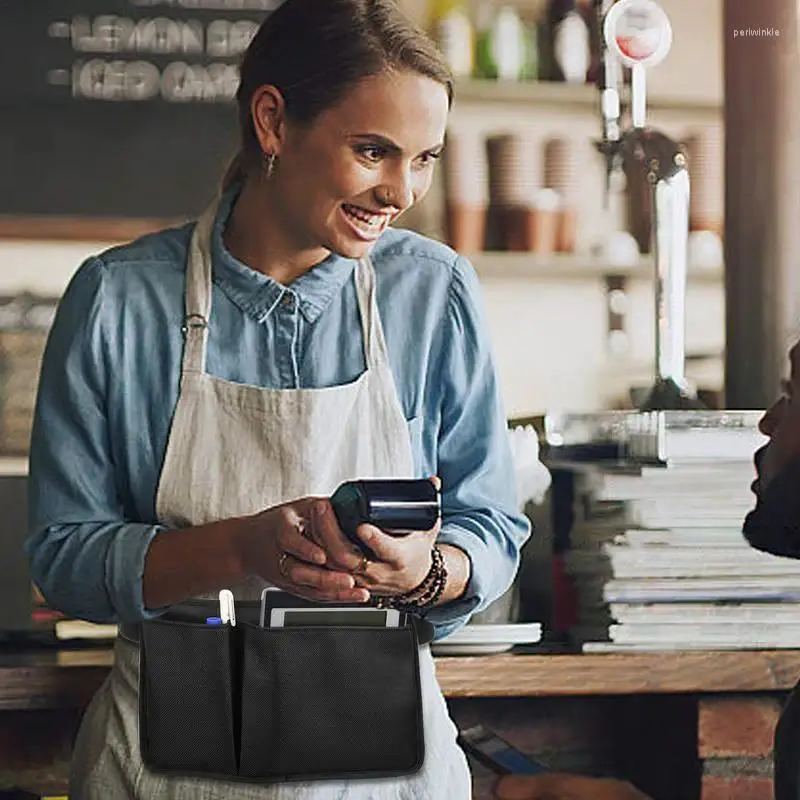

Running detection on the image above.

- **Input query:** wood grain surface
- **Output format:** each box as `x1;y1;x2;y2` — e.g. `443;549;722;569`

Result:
435;651;800;697
0;216;183;242
2;650;800;709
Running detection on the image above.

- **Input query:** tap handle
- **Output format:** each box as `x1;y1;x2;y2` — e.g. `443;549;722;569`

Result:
595;1;621;141
603;0;673;130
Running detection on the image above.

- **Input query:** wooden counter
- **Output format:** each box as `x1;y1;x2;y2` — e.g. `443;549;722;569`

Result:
436;650;800;697
1;647;798;798
2;647;800;709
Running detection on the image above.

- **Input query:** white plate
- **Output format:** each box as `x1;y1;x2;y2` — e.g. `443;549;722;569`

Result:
433;641;517;655
432;623;542;656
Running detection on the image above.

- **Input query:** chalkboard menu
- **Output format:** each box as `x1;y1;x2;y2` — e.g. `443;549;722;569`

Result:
0;1;281;225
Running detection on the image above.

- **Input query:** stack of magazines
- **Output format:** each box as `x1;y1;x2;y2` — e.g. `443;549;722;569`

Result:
546;410;800;652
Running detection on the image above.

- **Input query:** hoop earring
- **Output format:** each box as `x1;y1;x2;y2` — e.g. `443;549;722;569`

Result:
264;151;277;180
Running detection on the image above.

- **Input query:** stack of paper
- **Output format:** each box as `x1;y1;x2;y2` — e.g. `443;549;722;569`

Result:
555;416;800;652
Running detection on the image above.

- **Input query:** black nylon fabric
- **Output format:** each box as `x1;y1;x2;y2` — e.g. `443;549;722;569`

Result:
138;607;425;783
140;620;238;776
238;624;423;781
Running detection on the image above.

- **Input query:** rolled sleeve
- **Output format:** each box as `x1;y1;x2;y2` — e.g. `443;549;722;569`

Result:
26;257;164;623
424;256;531;637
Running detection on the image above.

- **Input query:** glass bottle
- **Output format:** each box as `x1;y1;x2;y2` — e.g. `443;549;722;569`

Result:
546;0;591;84
473;4;535;81
429;0;475;78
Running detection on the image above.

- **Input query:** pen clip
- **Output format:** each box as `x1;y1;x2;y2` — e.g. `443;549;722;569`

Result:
219;589;236;627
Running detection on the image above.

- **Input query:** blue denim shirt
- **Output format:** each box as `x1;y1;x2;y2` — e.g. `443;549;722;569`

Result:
26;191;531;639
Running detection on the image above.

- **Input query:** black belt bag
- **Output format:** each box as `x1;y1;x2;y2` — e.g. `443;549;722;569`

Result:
136;599;433;783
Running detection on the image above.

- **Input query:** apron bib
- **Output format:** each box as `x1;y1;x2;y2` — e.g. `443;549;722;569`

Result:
68;199;472;799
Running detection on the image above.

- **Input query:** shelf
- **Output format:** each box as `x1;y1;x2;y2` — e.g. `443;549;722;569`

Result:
453;78;722;115
435;650;800;698
470;252;723;282
0;215;182;243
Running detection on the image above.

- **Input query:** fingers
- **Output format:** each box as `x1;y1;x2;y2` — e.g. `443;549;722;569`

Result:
353;524;394;563
272;503;367;602
276;507;328;567
279;555;369;603
312;500;364;572
299;586;370;603
355;518;440;566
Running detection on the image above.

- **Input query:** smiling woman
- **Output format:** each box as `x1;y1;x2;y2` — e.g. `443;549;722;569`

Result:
219;1;453;280
222;67;450;270
25;2;531;799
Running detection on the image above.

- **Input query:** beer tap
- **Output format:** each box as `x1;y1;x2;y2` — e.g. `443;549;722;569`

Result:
595;0;623;205
594;0;705;410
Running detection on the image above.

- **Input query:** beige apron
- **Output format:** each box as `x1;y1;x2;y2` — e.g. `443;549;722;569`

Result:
68;200;472;799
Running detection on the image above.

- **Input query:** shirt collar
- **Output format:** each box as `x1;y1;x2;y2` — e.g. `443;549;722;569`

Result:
208;186;356;324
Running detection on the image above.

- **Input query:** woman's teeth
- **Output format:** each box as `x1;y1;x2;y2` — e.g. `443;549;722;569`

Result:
343;204;388;235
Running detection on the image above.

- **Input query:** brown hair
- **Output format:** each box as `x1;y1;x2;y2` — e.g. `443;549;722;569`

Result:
222;0;454;190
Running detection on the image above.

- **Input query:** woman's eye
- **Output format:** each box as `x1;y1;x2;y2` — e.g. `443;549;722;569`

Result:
418;151;442;167
357;145;385;162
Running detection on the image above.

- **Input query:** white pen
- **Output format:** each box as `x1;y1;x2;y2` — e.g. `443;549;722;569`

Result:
219;589;236;627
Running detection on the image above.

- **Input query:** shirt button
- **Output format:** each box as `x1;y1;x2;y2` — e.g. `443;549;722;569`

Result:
281;293;294;309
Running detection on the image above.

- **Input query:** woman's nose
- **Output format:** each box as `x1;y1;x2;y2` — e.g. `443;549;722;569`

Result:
390;181;413;210
379;169;415;210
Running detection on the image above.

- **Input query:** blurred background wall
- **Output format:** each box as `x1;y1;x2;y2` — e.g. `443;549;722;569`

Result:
0;0;726;432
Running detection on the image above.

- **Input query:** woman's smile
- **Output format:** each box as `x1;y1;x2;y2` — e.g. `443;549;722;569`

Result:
341;203;393;241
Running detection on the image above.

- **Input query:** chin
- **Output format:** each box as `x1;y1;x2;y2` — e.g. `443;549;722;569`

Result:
326;235;377;260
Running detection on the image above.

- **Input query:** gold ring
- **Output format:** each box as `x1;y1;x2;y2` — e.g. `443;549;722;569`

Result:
353;554;370;576
278;552;291;579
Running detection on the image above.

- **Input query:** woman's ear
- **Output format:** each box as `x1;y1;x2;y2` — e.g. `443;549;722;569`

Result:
250;85;286;156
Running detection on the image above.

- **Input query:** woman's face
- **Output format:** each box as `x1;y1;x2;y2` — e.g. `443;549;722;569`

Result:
269;69;449;259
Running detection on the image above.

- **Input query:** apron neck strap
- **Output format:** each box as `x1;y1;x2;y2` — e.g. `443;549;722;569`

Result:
182;199;390;376
354;256;390;370
182;201;217;375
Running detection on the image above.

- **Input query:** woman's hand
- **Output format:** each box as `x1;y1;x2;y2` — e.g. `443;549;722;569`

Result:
493;774;653;800
236;498;369;603
238;477;443;602
309;477;442;598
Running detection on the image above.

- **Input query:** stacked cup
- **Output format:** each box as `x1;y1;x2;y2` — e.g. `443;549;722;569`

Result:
543;137;580;253
685;125;724;236
442;130;489;253
487;133;556;252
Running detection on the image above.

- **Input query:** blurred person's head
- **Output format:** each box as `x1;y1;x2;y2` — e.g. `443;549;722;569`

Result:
222;0;453;261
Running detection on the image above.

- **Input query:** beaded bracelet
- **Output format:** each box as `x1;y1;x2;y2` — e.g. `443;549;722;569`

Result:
373;546;448;614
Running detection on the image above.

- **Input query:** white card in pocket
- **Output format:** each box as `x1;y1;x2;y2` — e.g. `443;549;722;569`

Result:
269;607;400;628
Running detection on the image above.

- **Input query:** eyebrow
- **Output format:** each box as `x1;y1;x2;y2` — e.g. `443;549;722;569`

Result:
347;132;445;156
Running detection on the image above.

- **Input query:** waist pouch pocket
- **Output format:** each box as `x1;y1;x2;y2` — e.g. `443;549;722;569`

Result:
238;623;424;782
139;609;424;783
139;618;238;778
